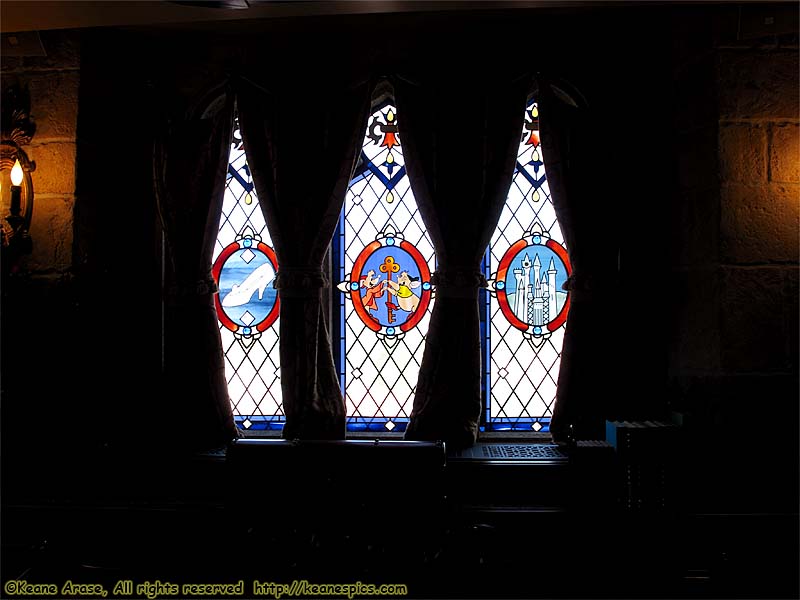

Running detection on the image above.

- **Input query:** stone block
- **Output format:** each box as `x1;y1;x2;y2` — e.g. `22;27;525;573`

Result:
21;30;80;72
673;54;719;133
725;4;799;48
785;267;799;371
0;56;24;73
678;126;720;190
718;123;767;183
25;195;74;273
27;71;80;139
670;187;720;267
667;268;721;372
710;5;743;47
718;50;800;120
670;7;715;68
778;32;800;50
769;123;800;183
720;183;800;263
720;266;786;371
714;373;798;451
712;372;798;514
26;143;76;195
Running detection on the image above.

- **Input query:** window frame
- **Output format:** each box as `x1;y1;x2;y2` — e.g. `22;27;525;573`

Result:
194;86;570;442
480;95;570;438
331;89;435;435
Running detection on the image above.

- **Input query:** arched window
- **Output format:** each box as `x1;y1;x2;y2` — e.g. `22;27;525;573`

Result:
209;91;564;437
334;92;435;433
211;117;282;431
484;98;571;432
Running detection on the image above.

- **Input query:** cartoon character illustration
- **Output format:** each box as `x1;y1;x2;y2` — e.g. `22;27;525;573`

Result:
359;269;386;314
385;270;421;312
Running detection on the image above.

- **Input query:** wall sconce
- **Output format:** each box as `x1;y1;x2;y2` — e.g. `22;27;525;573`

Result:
1;84;36;275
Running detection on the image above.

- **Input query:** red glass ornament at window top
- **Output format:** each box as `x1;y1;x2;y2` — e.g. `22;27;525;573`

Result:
524;104;540;146
367;109;400;150
381;130;399;150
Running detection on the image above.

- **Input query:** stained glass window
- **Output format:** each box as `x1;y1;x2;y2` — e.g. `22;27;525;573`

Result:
334;98;435;433
211;118;283;431
484;99;571;433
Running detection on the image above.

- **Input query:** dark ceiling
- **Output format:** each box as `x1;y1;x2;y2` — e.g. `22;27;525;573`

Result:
0;1;576;34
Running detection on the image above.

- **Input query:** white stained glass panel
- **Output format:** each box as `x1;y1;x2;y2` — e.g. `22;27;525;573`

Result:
339;104;435;428
213;122;282;430
488;101;568;428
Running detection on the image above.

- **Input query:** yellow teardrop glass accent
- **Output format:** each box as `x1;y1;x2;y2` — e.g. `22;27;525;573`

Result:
386;192;394;204
387;110;395;122
531;105;539;118
387;154;394;164
532;189;541;202
532;149;540;162
245;192;253;205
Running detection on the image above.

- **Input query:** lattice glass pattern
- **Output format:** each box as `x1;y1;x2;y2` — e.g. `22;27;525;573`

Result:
212;121;283;431
486;100;567;432
335;103;435;432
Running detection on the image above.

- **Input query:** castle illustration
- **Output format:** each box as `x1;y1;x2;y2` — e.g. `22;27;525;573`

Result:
512;253;559;326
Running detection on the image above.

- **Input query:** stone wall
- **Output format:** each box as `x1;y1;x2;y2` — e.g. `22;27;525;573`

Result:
1;31;83;450
670;5;798;510
1;30;80;278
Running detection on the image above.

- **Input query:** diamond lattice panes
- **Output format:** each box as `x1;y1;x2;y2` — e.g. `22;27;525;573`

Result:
334;102;435;433
485;100;571;432
211;119;283;431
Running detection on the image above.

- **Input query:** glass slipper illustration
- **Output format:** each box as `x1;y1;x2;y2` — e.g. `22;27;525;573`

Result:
221;262;275;308
212;234;280;339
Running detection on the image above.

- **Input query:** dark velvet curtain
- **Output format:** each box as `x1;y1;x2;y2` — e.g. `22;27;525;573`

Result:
395;73;530;449
538;77;609;442
235;76;370;439
154;89;239;450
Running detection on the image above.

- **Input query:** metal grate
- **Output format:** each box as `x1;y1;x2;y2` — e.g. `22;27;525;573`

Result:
481;444;566;459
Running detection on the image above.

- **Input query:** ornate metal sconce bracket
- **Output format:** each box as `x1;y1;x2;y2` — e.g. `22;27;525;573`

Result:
1;84;36;272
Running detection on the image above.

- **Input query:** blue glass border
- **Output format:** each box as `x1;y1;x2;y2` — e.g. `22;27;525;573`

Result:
480;417;552;433
345;417;410;433
334;97;419;434
235;416;409;433
481;96;558;434
235;416;285;431
332;207;346;397
480;248;491;429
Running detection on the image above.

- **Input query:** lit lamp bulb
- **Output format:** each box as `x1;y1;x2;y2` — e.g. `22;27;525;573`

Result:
9;159;23;216
10;159;23;186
